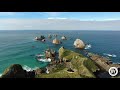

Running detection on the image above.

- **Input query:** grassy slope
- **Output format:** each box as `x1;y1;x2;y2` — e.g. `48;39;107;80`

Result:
36;47;99;78
59;47;99;78
36;68;81;78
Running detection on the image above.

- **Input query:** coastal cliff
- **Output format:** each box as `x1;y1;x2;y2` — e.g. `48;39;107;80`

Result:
1;64;35;78
1;47;119;78
58;47;100;77
36;47;100;78
1;64;27;78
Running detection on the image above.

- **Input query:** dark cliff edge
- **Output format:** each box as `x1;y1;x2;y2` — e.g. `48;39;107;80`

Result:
1;64;35;78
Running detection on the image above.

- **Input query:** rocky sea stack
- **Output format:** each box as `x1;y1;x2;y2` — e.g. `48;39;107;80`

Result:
61;36;67;40
73;39;85;49
52;38;61;44
35;35;45;41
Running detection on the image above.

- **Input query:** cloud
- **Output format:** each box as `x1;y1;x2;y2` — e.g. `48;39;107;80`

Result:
0;18;120;30
47;17;67;19
43;12;61;17
0;12;15;16
103;18;120;21
44;12;59;16
47;17;54;19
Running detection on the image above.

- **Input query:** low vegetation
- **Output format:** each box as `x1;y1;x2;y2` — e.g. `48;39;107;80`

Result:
36;47;100;78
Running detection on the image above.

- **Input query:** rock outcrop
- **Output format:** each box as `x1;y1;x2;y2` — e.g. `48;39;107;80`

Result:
1;64;27;78
1;64;35;78
35;35;45;41
73;39;85;49
58;47;100;78
37;47;100;78
52;38;60;44
45;48;56;61
61;36;67;40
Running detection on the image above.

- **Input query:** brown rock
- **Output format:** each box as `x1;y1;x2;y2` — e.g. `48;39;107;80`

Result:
52;38;60;44
73;39;85;49
61;36;67;40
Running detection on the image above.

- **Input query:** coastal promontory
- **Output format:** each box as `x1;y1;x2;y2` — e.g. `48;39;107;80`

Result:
36;47;100;78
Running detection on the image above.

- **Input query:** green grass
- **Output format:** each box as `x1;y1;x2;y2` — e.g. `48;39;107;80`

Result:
36;68;81;78
83;59;100;72
51;63;66;72
59;47;99;78
36;47;100;78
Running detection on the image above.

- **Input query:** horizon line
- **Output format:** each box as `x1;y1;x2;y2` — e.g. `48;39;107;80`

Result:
0;30;120;31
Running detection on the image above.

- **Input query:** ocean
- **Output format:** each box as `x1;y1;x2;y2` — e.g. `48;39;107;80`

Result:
0;30;120;74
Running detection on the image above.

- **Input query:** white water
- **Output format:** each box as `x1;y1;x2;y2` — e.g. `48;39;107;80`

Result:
36;54;45;57
103;53;117;58
23;65;39;72
85;44;92;50
37;58;51;62
46;67;49;74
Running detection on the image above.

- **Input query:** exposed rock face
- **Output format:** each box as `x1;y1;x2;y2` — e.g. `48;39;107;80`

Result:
35;68;47;74
1;64;35;78
41;39;45;42
58;46;64;60
35;35;45;41
1;64;26;78
61;36;67;40
40;35;45;40
52;38;60;44
73;39;85;49
45;48;56;61
36;47;100;78
45;51;52;58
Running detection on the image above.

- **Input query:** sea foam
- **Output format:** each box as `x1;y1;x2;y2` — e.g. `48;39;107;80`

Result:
103;53;117;58
85;44;92;50
23;65;39;72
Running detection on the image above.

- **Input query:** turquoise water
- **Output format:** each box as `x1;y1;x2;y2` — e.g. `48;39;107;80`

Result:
0;30;120;74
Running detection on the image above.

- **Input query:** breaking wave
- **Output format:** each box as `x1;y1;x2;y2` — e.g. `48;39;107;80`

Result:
85;44;92;50
22;65;39;72
103;53;117;58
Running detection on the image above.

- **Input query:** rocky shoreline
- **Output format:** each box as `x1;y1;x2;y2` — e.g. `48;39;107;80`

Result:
0;47;120;78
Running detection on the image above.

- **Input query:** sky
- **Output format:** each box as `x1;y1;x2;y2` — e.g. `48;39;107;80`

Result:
0;12;120;30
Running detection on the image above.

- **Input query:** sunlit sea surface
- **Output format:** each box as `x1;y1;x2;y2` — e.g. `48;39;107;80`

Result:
0;30;120;74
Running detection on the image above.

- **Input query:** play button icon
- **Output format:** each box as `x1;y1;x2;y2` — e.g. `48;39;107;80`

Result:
108;67;118;77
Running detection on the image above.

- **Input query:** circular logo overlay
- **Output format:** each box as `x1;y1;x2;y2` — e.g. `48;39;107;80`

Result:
108;67;118;77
